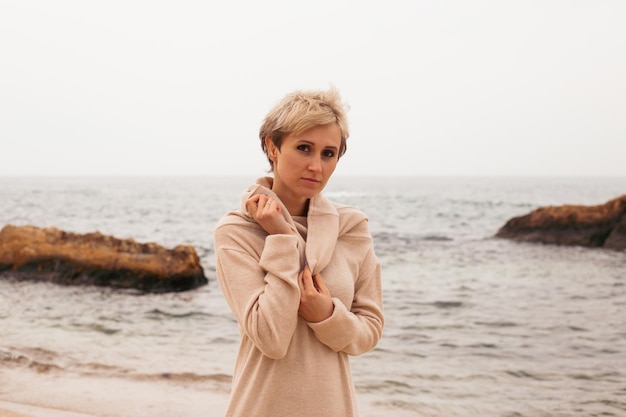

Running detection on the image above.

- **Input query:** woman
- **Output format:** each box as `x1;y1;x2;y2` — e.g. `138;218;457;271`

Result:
213;87;384;417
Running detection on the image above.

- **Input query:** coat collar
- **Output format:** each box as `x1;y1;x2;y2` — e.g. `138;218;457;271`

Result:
240;177;339;274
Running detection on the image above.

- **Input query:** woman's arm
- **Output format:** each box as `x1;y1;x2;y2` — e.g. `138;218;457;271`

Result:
215;225;303;359
307;247;384;356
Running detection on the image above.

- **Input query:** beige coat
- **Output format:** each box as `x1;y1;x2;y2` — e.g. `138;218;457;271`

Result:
214;177;384;417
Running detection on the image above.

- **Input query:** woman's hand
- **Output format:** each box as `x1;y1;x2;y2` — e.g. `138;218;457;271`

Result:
246;194;294;235
298;263;334;323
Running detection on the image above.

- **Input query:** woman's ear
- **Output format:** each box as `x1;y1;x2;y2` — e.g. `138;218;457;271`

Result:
265;136;278;160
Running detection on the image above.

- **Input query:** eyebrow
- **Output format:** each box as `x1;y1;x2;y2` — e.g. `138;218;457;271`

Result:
300;140;339;151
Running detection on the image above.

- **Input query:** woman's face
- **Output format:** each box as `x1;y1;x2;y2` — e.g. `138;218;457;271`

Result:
267;123;342;214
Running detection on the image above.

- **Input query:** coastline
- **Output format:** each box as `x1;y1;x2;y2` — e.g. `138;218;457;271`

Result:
0;401;97;417
3;176;626;417
0;365;391;417
0;367;230;417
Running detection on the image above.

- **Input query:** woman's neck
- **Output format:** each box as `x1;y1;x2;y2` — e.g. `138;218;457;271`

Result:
284;198;309;217
269;179;309;216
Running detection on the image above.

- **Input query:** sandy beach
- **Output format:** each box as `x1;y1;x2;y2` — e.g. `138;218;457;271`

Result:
0;366;230;417
0;367;401;417
0;401;97;417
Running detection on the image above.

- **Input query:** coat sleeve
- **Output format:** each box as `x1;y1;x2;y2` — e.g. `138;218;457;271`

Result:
214;221;302;359
307;218;384;356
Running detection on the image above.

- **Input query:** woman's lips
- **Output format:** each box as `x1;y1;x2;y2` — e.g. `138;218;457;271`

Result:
302;177;321;184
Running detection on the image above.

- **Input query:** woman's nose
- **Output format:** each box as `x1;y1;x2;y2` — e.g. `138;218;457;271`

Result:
308;156;322;172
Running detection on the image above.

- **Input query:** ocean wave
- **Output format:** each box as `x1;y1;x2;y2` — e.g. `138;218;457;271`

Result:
474;320;519;328
422;234;454;242
372;231;454;257
570;371;623;381
139;372;231;384
0;347;65;373
505;370;552;381
145;308;211;319
431;300;463;309
0;346;231;388
69;322;122;335
447;198;534;209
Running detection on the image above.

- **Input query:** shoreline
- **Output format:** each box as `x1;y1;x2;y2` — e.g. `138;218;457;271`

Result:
0;367;230;417
0;401;97;417
0;366;393;417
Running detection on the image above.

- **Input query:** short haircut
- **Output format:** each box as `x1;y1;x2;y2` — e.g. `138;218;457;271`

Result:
259;86;350;171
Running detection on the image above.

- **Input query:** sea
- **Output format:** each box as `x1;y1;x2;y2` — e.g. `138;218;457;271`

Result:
0;176;625;417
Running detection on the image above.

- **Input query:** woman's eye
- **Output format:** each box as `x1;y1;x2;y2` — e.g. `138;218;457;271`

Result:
297;145;310;152
322;150;335;158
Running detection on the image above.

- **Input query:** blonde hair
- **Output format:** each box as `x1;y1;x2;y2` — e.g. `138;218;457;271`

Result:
259;87;350;171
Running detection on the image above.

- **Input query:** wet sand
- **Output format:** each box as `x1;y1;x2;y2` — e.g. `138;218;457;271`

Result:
0;401;96;417
0;367;230;417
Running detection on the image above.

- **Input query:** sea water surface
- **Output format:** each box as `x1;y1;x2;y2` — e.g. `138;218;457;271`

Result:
1;176;625;417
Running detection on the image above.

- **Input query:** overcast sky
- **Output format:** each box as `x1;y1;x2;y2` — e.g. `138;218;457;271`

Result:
1;1;625;177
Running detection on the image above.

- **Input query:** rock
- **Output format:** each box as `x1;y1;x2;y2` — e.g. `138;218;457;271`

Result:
495;195;626;250
0;225;208;292
604;214;626;250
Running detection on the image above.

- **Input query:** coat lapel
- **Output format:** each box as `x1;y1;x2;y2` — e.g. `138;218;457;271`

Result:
240;177;339;274
305;193;339;275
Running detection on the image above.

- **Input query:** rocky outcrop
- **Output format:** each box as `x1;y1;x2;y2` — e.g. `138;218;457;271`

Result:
0;225;208;292
495;195;626;250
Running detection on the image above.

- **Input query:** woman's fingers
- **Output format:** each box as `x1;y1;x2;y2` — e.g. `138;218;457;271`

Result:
260;198;276;213
245;195;259;216
299;265;330;296
250;194;278;216
246;194;272;210
299;264;314;292
298;264;334;322
312;273;330;295
247;194;293;235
